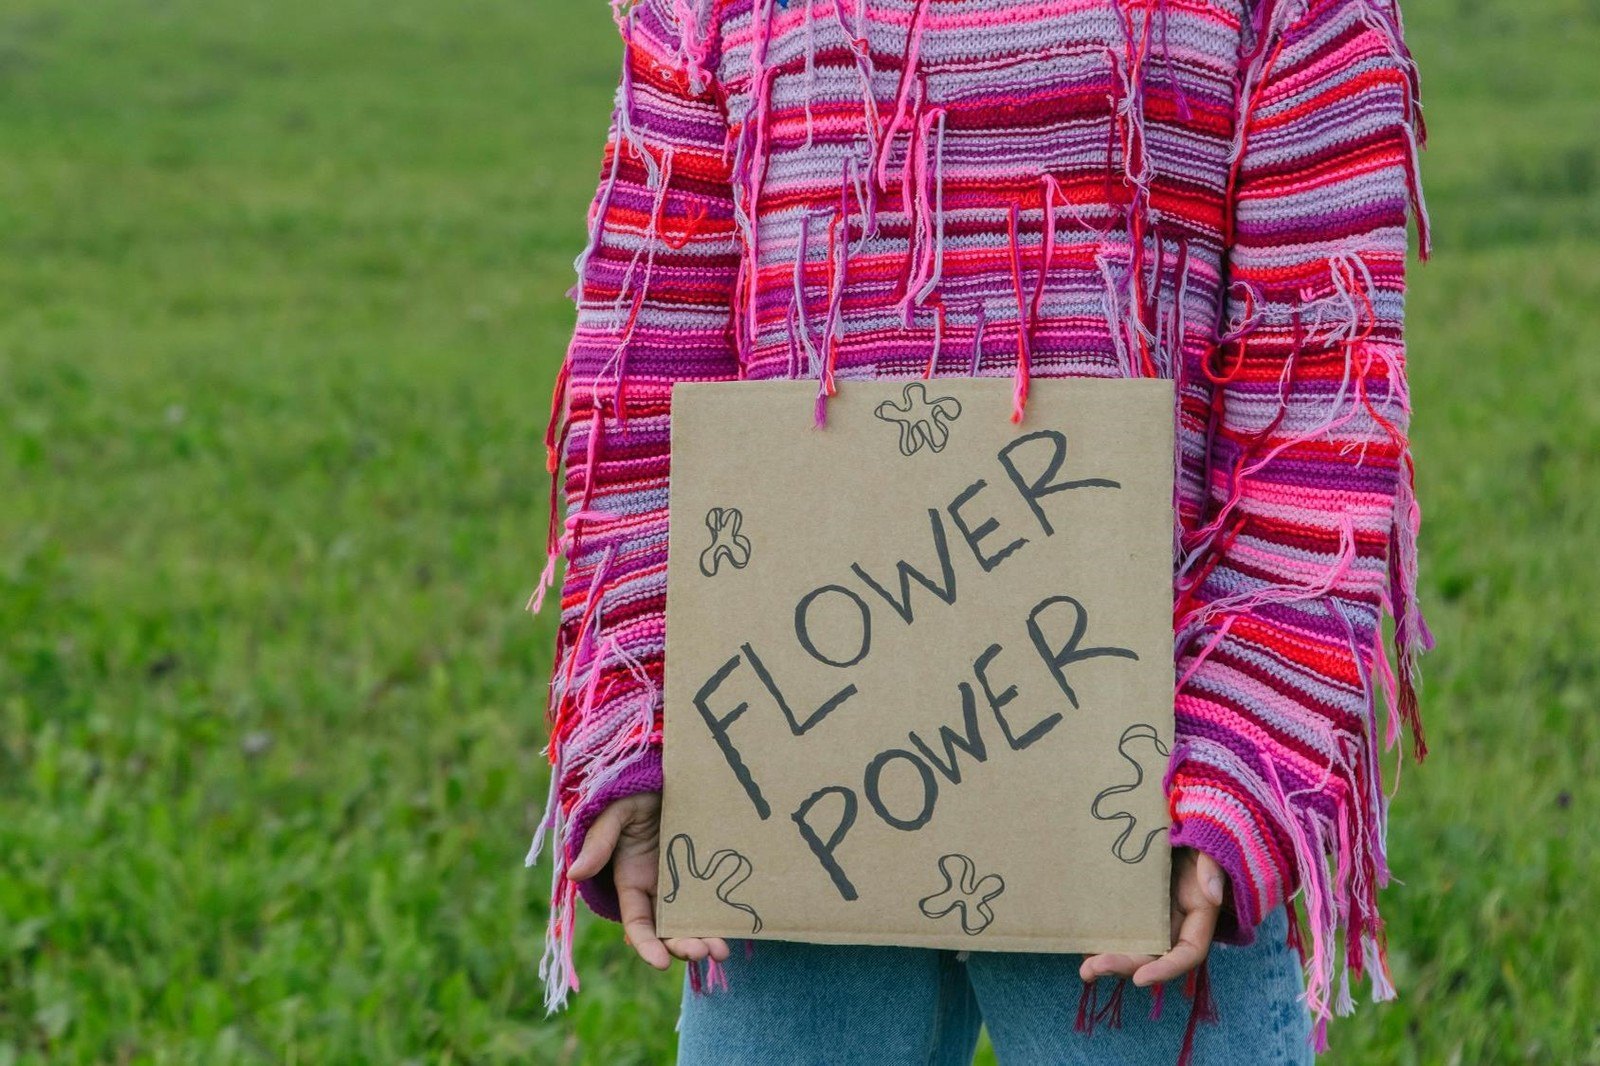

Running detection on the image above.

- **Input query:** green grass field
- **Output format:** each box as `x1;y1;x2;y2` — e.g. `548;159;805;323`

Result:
1;0;1596;1062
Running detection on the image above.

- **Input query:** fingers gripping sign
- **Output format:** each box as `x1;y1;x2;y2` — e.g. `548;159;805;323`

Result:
1078;848;1229;988
568;792;731;972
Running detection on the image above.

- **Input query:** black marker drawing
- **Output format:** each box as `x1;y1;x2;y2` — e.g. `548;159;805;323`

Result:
698;507;753;577
1089;723;1172;864
917;853;1006;935
875;382;963;457
660;833;764;934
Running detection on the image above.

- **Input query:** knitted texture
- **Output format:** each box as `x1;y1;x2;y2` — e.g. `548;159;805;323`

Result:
526;0;1434;1048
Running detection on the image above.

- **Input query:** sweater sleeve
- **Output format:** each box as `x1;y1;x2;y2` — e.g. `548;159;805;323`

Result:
526;0;739;1010
1166;0;1433;1046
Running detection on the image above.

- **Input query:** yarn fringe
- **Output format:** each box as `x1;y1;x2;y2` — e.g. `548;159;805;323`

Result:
526;553;661;1012
1073;976;1128;1036
687;955;731;995
1072;963;1217;1061
1176;960;1218;1066
1169;332;1432;1046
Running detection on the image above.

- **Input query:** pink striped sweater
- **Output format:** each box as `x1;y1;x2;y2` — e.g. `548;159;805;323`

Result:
527;0;1434;1048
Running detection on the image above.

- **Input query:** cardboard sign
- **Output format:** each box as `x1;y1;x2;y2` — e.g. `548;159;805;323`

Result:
657;378;1176;955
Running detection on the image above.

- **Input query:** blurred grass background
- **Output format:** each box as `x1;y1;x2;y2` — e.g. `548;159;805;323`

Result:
0;0;1595;1062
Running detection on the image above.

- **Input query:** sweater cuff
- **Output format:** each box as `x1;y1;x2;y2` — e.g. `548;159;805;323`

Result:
565;746;664;923
1166;763;1289;947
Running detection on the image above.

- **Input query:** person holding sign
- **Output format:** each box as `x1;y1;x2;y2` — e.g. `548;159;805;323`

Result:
526;0;1434;1062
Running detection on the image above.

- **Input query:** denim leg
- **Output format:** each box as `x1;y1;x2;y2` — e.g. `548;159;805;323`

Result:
965;906;1314;1065
675;940;983;1066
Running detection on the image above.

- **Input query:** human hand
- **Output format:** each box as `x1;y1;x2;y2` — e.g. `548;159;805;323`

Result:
567;791;731;971
1078;847;1229;988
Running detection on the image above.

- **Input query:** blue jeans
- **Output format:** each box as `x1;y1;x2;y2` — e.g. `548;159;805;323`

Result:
676;905;1312;1065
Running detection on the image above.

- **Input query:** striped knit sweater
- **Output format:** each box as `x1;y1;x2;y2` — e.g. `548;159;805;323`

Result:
527;0;1434;1049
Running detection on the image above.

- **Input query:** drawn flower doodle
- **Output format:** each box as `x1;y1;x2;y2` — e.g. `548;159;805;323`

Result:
874;382;963;456
1089;723;1172;864
917;853;1006;935
660;834;763;934
698;507;753;577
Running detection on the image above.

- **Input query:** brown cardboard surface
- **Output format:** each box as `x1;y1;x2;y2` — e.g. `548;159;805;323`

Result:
657;378;1175;954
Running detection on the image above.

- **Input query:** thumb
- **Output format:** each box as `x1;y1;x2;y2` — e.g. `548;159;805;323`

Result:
1196;851;1227;909
568;805;625;883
